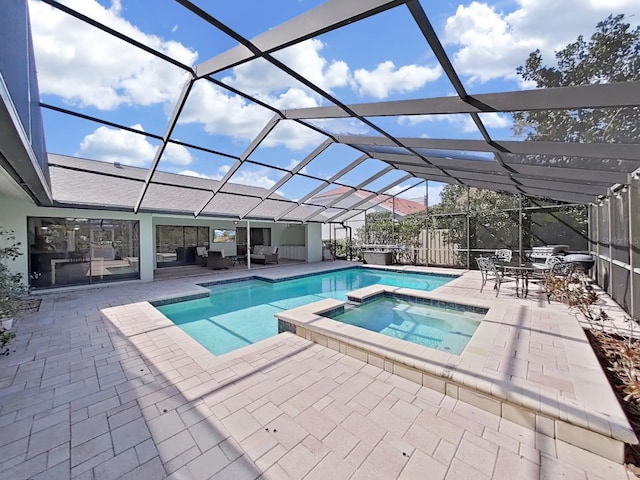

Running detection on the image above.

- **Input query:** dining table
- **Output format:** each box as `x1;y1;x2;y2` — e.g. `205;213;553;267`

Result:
496;261;550;298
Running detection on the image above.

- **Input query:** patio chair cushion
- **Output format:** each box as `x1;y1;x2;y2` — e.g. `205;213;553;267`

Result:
250;245;278;264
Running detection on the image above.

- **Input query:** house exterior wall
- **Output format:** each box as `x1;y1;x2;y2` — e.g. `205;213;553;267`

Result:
322;211;365;241
1;193;155;284
0;192;324;288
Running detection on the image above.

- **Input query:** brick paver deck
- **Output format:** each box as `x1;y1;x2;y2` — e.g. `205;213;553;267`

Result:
0;262;634;479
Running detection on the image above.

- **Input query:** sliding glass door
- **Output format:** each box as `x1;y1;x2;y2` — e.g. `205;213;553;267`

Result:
28;217;140;289
156;226;209;267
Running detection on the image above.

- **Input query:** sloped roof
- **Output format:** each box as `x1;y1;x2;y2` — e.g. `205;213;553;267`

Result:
48;155;328;221
312;186;425;216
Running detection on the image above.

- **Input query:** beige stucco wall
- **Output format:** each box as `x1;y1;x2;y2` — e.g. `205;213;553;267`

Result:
0;193;324;287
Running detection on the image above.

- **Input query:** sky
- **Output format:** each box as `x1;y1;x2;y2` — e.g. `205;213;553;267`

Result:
29;0;640;207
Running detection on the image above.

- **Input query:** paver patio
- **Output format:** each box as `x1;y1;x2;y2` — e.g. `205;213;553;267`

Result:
0;262;634;479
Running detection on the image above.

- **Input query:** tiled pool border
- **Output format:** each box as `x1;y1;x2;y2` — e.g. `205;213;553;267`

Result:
152;265;459;307
275;284;635;464
197;265;459;288
346;290;489;315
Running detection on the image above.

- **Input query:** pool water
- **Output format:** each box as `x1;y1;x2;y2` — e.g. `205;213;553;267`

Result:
328;296;483;355
157;268;452;355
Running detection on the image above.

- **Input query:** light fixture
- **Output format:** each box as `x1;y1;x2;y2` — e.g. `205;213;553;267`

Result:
233;221;238;225
622;185;628;193
632;172;640;181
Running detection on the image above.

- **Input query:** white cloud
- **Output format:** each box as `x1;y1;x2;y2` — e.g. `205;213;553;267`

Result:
444;0;640;83
399;112;512;133
78;124;193;166
179;81;325;150
30;0;197;109
230;167;278;190
284;159;308;175
178;166;228;180
353;61;442;99
479;112;512;129
180;81;272;141
224;39;350;98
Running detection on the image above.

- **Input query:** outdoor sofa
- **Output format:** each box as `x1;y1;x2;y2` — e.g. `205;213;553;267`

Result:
250;245;278;264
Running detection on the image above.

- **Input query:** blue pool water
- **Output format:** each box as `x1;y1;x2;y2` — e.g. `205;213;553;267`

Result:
157;268;452;355
328;296;483;355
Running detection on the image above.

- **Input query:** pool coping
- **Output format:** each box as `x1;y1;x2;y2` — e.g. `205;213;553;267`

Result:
149;264;460;307
274;283;637;464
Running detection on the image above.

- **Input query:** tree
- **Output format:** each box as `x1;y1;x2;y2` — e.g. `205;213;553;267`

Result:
514;14;639;146
355;211;395;246
420;15;632;261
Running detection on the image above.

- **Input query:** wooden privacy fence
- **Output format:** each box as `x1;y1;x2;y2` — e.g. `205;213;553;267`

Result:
381;229;462;267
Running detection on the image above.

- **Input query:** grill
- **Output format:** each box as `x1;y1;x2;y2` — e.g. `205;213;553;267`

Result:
529;245;570;262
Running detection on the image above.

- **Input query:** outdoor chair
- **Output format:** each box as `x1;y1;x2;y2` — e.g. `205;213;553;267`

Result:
477;256;519;297
494;249;513;263
542;260;576;303
207;251;233;270
250;245;279;264
528;255;565;299
195;246;208;266
476;256;499;293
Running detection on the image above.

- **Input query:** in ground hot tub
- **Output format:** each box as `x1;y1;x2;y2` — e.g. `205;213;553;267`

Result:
564;253;595;272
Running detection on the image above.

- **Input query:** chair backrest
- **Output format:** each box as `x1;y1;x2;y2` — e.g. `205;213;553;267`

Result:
196;246;207;257
550;260;574;276
476;256;496;271
494;249;512;262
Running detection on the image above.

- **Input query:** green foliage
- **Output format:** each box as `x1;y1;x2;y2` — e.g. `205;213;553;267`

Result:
323;238;353;259
397;211;427;249
1;228;27;319
355;211;395;245
514;14;639;145
0;328;15;349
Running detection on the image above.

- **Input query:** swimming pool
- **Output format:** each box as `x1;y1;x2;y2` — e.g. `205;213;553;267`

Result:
327;296;483;355
157;267;453;355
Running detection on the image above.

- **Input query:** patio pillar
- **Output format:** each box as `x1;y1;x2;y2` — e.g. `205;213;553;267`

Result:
628;180;637;318
139;215;154;282
424;180;428;267
246;219;251;270
607;196;613;296
518;194;523;264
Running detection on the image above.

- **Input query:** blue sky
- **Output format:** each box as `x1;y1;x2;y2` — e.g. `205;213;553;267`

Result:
29;0;640;206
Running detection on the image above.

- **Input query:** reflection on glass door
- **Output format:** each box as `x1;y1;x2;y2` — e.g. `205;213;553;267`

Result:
28;217;140;289
156;226;209;268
